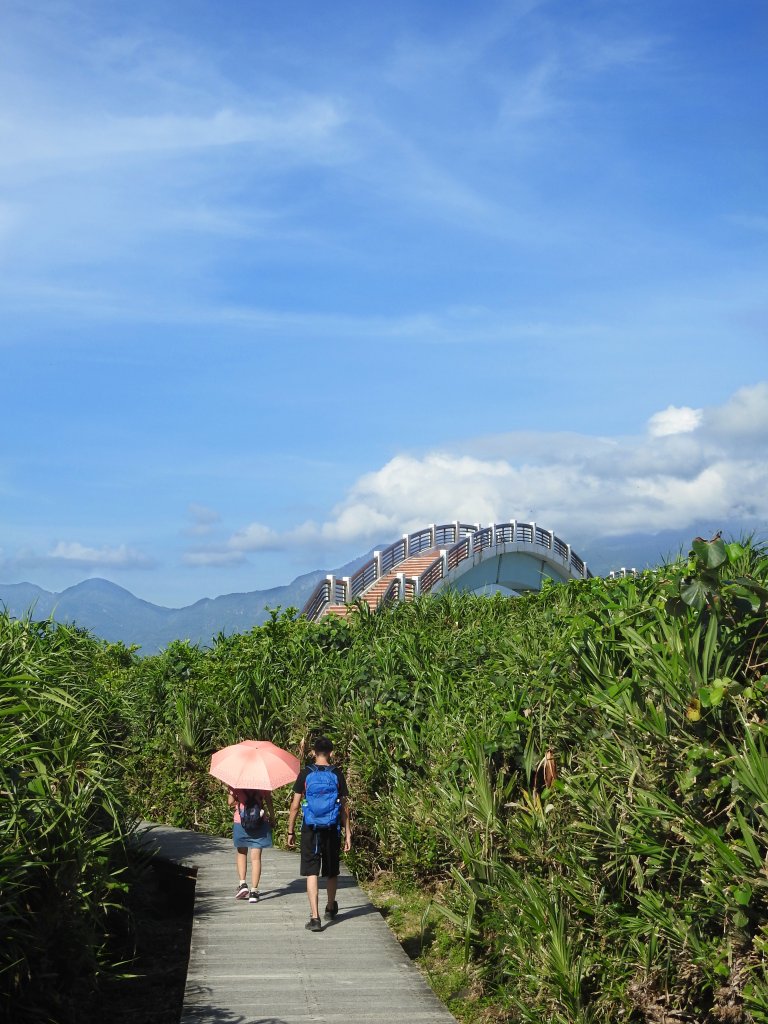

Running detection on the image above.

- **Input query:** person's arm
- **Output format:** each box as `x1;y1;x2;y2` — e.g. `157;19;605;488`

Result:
286;791;302;848
338;770;352;853
341;796;351;853
226;786;236;809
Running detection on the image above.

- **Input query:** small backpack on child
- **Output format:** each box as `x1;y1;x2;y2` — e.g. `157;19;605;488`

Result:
238;791;264;830
302;765;340;829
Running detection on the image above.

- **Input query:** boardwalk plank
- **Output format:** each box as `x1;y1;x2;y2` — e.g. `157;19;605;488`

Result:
140;824;457;1024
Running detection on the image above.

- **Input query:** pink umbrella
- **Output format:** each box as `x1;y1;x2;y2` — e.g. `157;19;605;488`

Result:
209;740;300;791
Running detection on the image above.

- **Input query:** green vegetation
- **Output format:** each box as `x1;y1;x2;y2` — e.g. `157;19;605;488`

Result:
2;534;767;1022
0;621;134;1023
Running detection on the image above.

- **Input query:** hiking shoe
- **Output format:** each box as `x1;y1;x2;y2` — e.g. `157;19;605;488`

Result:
324;901;338;920
248;889;260;903
305;917;322;932
235;882;249;900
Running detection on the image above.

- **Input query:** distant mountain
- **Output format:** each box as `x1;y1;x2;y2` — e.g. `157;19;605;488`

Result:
2;522;763;653
578;520;766;577
0;568;333;655
0;547;375;655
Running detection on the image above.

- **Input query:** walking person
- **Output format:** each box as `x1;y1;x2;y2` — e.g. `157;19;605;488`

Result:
228;786;275;902
286;736;352;932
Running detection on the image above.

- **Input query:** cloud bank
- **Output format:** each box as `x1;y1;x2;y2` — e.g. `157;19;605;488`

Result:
200;382;768;559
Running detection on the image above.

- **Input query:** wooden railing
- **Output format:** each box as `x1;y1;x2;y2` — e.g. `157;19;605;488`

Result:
302;519;590;620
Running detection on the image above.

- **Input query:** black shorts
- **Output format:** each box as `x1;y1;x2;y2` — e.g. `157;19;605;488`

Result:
300;825;341;877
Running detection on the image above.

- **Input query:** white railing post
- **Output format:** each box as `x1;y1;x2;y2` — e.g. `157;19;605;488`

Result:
510;518;517;543
453;520;460;543
342;576;351;602
429;523;435;548
440;549;448;579
373;551;381;580
326;574;335;603
403;532;410;558
411;575;421;598
396;572;406;600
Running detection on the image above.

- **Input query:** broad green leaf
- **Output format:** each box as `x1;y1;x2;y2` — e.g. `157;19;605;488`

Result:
692;537;727;568
733;883;752;906
725;541;745;564
681;578;708;609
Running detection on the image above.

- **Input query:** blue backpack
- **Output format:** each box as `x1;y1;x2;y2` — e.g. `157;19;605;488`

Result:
302;766;340;829
238;791;264;830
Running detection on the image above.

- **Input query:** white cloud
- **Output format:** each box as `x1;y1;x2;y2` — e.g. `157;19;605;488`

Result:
647;404;703;437
212;382;768;557
704;382;768;439
47;541;155;568
227;522;282;552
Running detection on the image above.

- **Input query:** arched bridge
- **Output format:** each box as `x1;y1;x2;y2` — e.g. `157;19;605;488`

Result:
303;519;591;622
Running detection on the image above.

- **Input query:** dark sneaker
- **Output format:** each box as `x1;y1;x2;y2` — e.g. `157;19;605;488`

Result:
324;901;338;920
305;917;322;932
249;889;260;903
235;882;249;900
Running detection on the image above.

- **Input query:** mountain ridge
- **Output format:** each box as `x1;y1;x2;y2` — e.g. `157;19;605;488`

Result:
2;521;763;654
0;556;372;655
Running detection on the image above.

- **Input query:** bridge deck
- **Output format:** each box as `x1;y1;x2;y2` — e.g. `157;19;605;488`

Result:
140;824;457;1024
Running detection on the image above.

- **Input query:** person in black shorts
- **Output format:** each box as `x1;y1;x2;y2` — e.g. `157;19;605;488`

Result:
286;736;351;932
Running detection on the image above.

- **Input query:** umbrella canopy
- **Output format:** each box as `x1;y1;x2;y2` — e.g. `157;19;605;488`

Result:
209;740;300;791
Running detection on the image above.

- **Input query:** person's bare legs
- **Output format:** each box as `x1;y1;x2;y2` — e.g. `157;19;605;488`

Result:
236;847;247;881
250;848;263;890
306;874;320;919
326;875;338;910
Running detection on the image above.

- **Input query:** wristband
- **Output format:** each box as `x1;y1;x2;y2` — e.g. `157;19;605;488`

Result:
287;831;295;836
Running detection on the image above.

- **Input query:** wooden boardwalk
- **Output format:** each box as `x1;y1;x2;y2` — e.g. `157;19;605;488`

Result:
140;824;457;1024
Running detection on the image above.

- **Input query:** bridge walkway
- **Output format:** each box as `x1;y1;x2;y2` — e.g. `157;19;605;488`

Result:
140;824;457;1024
324;550;440;618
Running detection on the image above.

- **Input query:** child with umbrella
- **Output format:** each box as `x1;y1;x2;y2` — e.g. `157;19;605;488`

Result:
209;740;300;903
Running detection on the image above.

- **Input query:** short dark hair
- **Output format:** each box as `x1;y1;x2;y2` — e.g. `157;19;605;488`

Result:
313;735;333;755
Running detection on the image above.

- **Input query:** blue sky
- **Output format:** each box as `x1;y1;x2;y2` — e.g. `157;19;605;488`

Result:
2;0;767;607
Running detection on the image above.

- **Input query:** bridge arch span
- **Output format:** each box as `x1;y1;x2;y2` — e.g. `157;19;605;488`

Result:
303;519;591;622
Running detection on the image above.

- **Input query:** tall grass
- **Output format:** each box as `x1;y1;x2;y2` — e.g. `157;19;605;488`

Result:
0;616;133;1023
2;533;766;1022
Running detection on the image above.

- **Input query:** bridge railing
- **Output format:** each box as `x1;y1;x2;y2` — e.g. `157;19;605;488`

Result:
303;577;333;622
447;535;471;571
349;558;378;600
607;567;639;579
380;537;406;575
302;518;590;620
302;521;478;619
408;527;434;554
377;576;402;610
